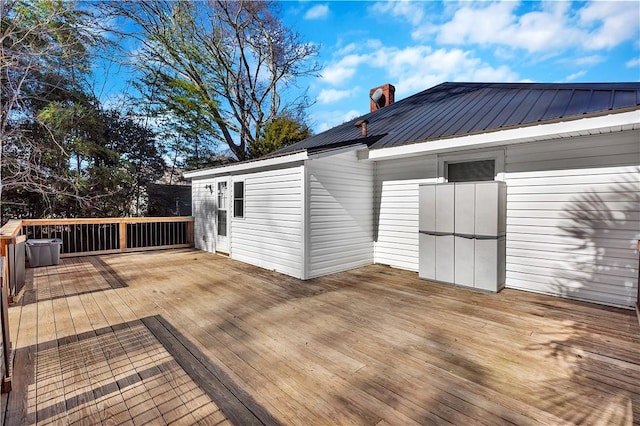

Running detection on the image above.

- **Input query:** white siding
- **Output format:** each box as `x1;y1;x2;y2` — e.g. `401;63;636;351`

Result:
373;156;438;271
191;178;216;252
307;151;374;278
231;166;304;279
504;130;640;308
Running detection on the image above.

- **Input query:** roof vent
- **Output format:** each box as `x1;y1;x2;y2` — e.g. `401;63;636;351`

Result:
369;84;395;112
355;119;368;137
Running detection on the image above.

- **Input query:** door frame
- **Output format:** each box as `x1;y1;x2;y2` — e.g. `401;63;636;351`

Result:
215;177;231;254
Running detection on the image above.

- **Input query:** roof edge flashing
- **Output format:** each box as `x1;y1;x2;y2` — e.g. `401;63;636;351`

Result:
364;109;640;161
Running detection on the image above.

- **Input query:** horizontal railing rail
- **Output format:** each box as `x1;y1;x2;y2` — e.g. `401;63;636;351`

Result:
20;217;194;257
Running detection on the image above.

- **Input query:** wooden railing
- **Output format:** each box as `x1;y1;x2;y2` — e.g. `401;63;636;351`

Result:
0;216;194;393
21;217;194;257
0;216;194;292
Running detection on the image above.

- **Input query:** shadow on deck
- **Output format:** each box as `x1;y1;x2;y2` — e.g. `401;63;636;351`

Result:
4;249;640;425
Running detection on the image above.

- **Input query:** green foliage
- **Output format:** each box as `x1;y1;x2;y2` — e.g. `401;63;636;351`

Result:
250;116;311;159
1;0;167;220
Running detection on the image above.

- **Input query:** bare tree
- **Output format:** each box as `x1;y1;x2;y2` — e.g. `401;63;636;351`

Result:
106;0;320;161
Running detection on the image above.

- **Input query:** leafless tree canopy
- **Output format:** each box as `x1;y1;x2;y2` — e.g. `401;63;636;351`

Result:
107;0;320;161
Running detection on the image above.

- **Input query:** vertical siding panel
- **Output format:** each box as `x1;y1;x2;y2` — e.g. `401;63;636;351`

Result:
373;156;438;271
307;151;374;277
504;131;640;308
231;166;304;278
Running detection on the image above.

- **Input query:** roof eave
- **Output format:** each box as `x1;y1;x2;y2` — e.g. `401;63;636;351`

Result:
183;150;309;179
363;109;640;161
183;143;370;180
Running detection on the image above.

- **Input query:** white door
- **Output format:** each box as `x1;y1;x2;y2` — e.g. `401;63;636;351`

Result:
215;178;230;253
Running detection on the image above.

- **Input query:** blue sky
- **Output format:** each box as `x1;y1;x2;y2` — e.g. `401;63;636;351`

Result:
96;1;640;136
277;1;640;133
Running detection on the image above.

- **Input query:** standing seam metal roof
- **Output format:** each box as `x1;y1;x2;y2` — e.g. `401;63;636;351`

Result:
273;82;640;156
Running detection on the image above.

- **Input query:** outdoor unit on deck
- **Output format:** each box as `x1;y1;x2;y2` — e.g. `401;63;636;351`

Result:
418;182;506;292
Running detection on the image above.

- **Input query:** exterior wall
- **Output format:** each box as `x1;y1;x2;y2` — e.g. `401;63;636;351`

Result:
306;151;374;278
373;155;438;271
230;166;304;279
191;177;216;253
504;130;639;308
372;130;639;308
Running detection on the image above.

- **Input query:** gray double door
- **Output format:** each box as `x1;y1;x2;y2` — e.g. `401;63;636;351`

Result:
418;182;506;292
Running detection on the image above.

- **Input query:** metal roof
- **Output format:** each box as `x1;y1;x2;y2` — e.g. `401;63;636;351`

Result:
274;82;640;155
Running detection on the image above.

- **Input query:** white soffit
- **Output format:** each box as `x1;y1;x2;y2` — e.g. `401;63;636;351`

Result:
364;110;640;161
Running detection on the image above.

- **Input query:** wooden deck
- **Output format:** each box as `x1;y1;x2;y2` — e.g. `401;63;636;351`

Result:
4;249;640;425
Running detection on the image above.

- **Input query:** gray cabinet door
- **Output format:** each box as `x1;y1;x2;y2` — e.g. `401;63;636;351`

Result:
454;236;474;287
475;182;499;237
474;239;498;291
418;233;436;280
435;184;454;233
419;185;436;233
454;183;475;236
435;235;455;283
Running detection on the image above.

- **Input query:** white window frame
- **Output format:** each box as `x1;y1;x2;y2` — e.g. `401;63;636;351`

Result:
437;149;505;183
233;180;245;219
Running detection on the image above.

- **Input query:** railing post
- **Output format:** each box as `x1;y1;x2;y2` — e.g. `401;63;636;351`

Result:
0;259;11;393
119;221;127;253
186;220;194;246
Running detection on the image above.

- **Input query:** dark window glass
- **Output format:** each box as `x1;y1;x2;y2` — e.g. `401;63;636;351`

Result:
217;211;227;236
233;181;244;218
448;160;495;182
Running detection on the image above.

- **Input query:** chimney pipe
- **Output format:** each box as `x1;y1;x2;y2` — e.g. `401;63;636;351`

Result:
355;119;368;137
369;84;395;112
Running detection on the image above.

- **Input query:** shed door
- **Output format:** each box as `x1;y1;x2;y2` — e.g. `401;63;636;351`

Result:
216;178;230;253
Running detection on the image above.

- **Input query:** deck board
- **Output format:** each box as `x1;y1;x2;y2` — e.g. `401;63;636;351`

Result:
5;249;640;425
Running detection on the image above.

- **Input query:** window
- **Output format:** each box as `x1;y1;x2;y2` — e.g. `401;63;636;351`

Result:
217;181;228;236
233;181;244;218
447;160;495;182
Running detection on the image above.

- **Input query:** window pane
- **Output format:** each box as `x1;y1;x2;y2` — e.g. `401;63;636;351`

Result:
448;160;495;182
217;210;227;236
217;181;227;209
234;181;244;197
234;200;244;218
233;181;244;218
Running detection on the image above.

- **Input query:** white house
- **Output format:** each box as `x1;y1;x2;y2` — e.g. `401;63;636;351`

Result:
184;82;640;309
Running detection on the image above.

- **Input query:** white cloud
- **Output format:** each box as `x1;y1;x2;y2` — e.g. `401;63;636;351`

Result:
370;1;425;26
626;57;640;68
320;43;519;95
317;87;359;104
305;4;329;20
565;70;587;82
578;1;640;50
321;54;367;84
414;1;639;54
434;2;583;53
573;55;604;66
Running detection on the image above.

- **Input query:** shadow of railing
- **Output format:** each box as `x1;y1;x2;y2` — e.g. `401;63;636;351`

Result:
21;257;130;306
7;315;277;425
